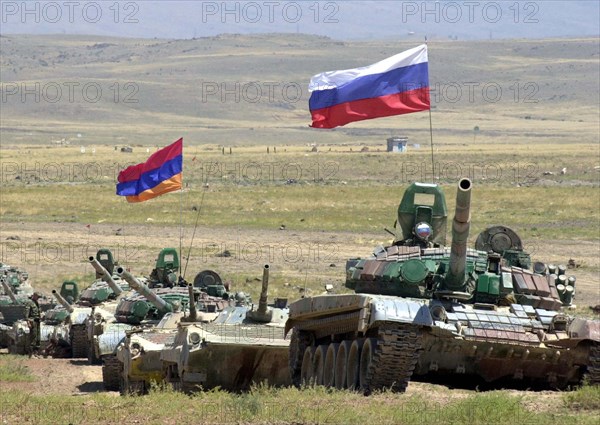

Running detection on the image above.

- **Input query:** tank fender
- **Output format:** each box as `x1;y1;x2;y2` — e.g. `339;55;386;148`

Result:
98;325;130;356
71;308;92;325
369;298;433;326
569;318;600;342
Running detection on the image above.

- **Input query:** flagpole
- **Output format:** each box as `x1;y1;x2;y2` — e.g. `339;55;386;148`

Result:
182;177;209;281
179;182;183;280
425;36;435;184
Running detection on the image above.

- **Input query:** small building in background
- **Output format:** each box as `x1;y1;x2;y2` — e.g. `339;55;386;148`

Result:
386;136;408;153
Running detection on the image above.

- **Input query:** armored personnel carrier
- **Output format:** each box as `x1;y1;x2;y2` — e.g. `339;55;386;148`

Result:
160;265;290;392
286;178;599;393
116;268;229;394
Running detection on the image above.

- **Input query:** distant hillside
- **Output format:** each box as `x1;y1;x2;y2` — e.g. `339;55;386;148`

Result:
0;1;598;40
0;34;598;147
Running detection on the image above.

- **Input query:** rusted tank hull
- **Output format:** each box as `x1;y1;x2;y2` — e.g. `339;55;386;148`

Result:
181;344;290;391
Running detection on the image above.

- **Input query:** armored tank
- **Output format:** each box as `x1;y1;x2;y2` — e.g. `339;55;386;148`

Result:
286;178;599;393
86;255;131;365
87;248;184;366
160;265;290;393
7;305;71;355
50;249;128;358
0;266;52;327
0;278;56;351
116;268;229;394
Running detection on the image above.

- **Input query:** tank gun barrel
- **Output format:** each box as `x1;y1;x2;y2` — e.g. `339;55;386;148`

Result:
116;267;172;313
89;256;123;296
187;284;197;321
1;278;18;304
52;290;75;313
445;178;472;291
258;264;270;315
246;265;273;323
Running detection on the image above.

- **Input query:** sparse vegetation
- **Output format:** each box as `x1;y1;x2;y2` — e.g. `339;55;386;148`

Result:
563;384;600;411
0;384;598;425
0;355;35;382
0;34;598;424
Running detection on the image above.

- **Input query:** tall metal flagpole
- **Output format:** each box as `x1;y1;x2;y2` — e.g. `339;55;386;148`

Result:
425;36;435;183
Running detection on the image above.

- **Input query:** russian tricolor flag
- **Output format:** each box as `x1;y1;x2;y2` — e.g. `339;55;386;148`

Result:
309;45;430;129
116;138;183;203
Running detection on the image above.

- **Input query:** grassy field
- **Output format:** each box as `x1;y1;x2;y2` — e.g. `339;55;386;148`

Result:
1;352;599;425
1;386;599;425
0;34;599;423
1;143;598;240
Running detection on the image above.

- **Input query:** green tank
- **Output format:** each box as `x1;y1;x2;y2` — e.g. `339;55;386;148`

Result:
160;265;290;393
1;278;50;349
0;266;38;325
116;268;230;394
286;178;599;393
49;249;128;359
85;256;132;365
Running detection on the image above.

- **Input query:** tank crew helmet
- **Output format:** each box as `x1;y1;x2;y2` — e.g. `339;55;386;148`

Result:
234;292;248;305
414;222;432;241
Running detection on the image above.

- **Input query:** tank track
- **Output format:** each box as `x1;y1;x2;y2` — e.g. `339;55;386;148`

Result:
102;354;123;391
363;322;422;393
585;342;600;385
289;328;311;387
70;324;89;358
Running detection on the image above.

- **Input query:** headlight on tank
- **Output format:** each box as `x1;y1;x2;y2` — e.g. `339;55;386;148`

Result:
189;332;201;345
130;342;141;356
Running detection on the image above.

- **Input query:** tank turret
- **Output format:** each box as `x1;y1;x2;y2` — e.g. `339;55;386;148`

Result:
246;265;273;322
89;256;123;296
116;267;172;314
1;279;18;304
52;290;75;313
444;178;472;291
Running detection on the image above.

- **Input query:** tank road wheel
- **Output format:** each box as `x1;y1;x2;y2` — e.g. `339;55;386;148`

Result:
102;355;123;391
289;328;312;387
300;346;316;386
585;342;600;385
335;341;352;389
359;338;378;394
70;325;89;358
312;345;328;386
323;343;340;388
346;339;365;391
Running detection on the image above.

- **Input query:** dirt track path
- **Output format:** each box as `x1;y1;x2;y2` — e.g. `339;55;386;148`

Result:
1;221;598;308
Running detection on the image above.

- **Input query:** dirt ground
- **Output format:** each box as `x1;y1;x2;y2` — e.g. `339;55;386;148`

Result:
0;353;573;418
0;221;597;413
1;221;598;308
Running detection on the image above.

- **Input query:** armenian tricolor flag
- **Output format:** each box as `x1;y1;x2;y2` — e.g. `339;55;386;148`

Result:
116;138;182;203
